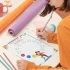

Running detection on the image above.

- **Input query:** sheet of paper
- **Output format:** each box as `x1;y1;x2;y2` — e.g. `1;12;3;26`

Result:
5;33;58;65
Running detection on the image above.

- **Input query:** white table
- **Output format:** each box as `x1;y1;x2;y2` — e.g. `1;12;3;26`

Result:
0;0;62;68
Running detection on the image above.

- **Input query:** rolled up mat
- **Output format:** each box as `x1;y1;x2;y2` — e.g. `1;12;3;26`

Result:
0;0;34;32
8;0;47;36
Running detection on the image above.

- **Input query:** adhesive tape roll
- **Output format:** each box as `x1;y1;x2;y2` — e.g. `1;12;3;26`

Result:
50;24;56;32
47;24;56;32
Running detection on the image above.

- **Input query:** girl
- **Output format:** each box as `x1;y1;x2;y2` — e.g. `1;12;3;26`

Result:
17;0;70;70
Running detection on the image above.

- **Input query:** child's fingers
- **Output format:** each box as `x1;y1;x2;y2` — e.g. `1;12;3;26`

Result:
36;29;43;35
17;63;23;67
17;60;24;63
17;63;24;70
38;35;42;37
36;29;41;33
36;31;41;37
17;60;22;63
36;31;43;39
38;35;45;40
17;60;24;66
18;67;23;70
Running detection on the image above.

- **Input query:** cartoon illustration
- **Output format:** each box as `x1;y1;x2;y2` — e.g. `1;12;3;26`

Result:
35;51;48;60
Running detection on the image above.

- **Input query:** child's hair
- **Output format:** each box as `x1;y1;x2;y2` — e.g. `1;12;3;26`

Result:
40;0;70;17
40;4;56;17
60;0;70;11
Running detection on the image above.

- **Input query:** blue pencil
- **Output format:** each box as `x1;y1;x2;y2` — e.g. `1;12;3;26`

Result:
0;60;9;70
0;55;13;70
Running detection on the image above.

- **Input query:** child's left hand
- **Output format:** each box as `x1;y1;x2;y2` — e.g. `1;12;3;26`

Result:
17;60;28;70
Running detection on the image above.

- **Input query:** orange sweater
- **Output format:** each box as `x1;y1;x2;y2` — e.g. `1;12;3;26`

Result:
26;15;70;70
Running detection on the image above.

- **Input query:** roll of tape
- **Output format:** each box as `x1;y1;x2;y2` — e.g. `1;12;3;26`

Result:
46;24;56;32
50;24;56;32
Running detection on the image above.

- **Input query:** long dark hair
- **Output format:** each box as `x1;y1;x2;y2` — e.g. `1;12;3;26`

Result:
40;4;56;17
40;0;70;17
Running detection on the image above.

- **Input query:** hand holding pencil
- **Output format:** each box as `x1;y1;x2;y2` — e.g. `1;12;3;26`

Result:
36;24;56;40
36;6;56;40
36;28;48;40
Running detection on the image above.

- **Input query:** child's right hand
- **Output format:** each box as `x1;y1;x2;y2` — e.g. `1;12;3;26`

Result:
36;28;48;40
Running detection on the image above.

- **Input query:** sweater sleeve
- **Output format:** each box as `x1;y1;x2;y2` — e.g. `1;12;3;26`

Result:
57;19;70;68
26;62;52;70
26;62;66;70
47;33;58;44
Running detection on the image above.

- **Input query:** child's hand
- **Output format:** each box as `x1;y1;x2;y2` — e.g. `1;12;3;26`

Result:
17;60;28;70
36;28;48;40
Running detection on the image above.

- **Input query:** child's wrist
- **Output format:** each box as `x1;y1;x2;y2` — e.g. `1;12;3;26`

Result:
26;62;36;70
23;60;29;70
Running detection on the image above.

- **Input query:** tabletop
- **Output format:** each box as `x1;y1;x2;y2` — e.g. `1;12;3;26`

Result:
0;0;62;68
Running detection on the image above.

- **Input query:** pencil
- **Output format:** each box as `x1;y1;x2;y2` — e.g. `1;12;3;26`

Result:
42;11;53;32
3;53;17;70
0;60;10;70
0;55;13;70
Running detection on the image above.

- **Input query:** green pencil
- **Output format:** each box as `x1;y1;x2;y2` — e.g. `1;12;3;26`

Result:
0;55;13;70
0;60;9;70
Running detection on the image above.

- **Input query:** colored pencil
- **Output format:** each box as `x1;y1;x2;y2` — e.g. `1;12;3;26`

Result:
0;60;10;70
3;53;17;70
0;55;13;70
